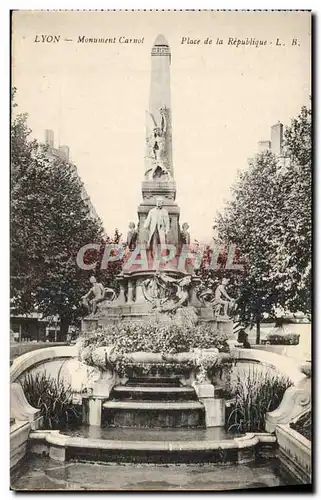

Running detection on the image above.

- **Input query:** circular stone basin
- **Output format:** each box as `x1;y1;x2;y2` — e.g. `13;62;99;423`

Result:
123;362;193;380
90;347;219;374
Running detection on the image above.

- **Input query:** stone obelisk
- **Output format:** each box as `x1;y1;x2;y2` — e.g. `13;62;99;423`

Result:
137;34;180;248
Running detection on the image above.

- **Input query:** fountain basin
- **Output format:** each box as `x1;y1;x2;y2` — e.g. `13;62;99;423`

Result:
28;428;276;465
91;347;218;367
87;346;220;381
80;345;226;429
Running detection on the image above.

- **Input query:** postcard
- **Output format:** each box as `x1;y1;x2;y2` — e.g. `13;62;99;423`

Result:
10;10;312;491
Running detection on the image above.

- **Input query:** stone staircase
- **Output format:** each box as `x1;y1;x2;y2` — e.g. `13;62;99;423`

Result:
102;378;205;429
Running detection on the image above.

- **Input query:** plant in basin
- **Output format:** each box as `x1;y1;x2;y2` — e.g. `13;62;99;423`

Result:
290;410;311;441
227;365;292;433
20;371;81;429
78;317;231;380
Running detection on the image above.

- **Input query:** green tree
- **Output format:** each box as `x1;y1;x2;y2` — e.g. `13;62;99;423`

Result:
216;151;283;342
273;105;312;313
214;104;311;342
11;95;105;339
94;228;124;295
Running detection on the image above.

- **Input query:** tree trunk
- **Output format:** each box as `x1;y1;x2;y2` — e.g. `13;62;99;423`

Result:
255;318;261;345
58;317;70;342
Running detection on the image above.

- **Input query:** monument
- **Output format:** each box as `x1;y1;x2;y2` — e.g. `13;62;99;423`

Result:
81;35;235;339
138;34;180;249
76;34;238;434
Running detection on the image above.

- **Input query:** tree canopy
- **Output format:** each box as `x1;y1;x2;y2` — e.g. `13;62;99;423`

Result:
11;91;109;337
213;104;311;339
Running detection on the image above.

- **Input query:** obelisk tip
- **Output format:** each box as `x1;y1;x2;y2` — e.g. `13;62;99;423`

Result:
153;34;169;46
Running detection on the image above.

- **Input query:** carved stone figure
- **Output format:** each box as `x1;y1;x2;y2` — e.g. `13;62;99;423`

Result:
149;107;167;161
160;275;192;312
81;276;105;316
144;197;170;256
213;278;235;317
145;107;172;180
142;274;164;310
142;271;192;312
180;222;191;245
126;221;138;251
197;287;215;308
197;278;236;318
81;276;116;316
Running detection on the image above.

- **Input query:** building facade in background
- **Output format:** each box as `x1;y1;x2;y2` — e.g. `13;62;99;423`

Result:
10;131;103;343
258;121;290;170
44;129;101;223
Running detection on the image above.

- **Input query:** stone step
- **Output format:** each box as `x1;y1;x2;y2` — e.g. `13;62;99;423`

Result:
113;386;195;393
126;378;181;387
112;385;197;401
102;399;205;428
103;401;203;410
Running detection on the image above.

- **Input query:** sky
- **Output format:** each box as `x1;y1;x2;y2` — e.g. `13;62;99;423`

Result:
12;10;311;242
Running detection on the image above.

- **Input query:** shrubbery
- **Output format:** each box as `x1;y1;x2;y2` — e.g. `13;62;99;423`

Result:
79;319;229;359
78;319;231;381
265;333;300;345
290;410;311;441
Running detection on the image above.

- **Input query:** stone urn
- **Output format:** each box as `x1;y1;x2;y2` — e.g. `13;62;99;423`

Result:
87;345;220;384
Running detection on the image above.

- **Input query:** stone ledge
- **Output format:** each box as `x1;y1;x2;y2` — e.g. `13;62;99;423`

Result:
234;348;307;385
29;430;276;463
10;421;31;470
276;424;311;484
10;345;78;383
113;385;195;393
102;401;204;410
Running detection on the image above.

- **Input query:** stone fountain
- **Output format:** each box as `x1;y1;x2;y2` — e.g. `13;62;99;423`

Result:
79;34;236;433
10;35;309;479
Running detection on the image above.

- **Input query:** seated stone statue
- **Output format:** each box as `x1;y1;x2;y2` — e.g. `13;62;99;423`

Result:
81;276;116;316
81;276;105;316
197;278;236;318
213;278;235;318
